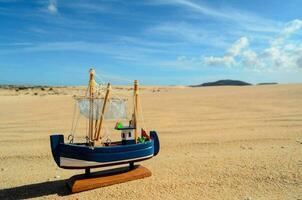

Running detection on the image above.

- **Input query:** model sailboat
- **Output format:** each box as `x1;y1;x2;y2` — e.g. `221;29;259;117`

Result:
50;69;160;172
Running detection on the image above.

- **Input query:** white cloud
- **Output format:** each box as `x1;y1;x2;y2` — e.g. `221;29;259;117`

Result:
203;56;235;67
282;19;302;36
177;56;187;61
47;0;57;14
297;56;302;68
242;50;261;69
261;19;302;70
202;19;302;72
272;19;302;46
262;45;301;70
148;0;281;33
202;37;249;67
147;22;230;48
161;0;228;19
60;1;108;13
1;39;182;64
227;37;249;57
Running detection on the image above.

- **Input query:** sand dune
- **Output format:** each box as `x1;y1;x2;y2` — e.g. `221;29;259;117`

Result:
0;84;301;199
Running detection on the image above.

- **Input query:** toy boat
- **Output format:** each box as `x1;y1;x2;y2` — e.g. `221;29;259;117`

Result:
50;69;160;171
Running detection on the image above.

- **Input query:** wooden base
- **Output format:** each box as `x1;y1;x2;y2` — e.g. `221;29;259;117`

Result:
66;165;151;193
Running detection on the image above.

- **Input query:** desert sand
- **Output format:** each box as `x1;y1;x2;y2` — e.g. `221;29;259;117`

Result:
0;84;301;199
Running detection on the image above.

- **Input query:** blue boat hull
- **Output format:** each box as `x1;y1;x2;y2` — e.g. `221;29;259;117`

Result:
50;131;160;169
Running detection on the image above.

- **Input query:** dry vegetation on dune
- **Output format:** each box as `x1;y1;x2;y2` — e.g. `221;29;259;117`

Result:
0;85;171;96
0;84;302;199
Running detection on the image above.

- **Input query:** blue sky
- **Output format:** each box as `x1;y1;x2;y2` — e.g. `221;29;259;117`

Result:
0;0;302;85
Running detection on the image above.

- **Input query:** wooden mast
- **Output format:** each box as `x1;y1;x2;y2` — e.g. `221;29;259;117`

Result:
133;80;139;143
94;83;111;143
88;68;95;144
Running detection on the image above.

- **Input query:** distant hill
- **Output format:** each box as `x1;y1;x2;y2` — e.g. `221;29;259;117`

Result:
190;79;252;87
257;82;278;85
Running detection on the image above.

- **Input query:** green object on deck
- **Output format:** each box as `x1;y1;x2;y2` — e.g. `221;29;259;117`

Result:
138;137;145;143
117;122;123;129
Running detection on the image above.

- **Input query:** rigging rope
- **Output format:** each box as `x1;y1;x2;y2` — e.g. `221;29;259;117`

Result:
69;100;82;143
69;70;148;143
139;95;147;132
95;71;133;84
95;71;134;100
70;100;77;134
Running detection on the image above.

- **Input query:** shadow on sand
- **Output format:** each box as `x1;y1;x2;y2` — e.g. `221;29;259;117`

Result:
0;179;70;200
0;165;140;199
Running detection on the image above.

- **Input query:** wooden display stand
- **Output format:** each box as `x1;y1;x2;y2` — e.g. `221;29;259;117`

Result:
66;165;151;193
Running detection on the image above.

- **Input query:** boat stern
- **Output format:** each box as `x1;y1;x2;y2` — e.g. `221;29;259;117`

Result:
50;134;64;167
150;131;160;156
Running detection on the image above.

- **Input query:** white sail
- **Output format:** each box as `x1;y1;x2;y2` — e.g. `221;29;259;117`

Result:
105;98;127;119
77;98;102;120
76;98;127;120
